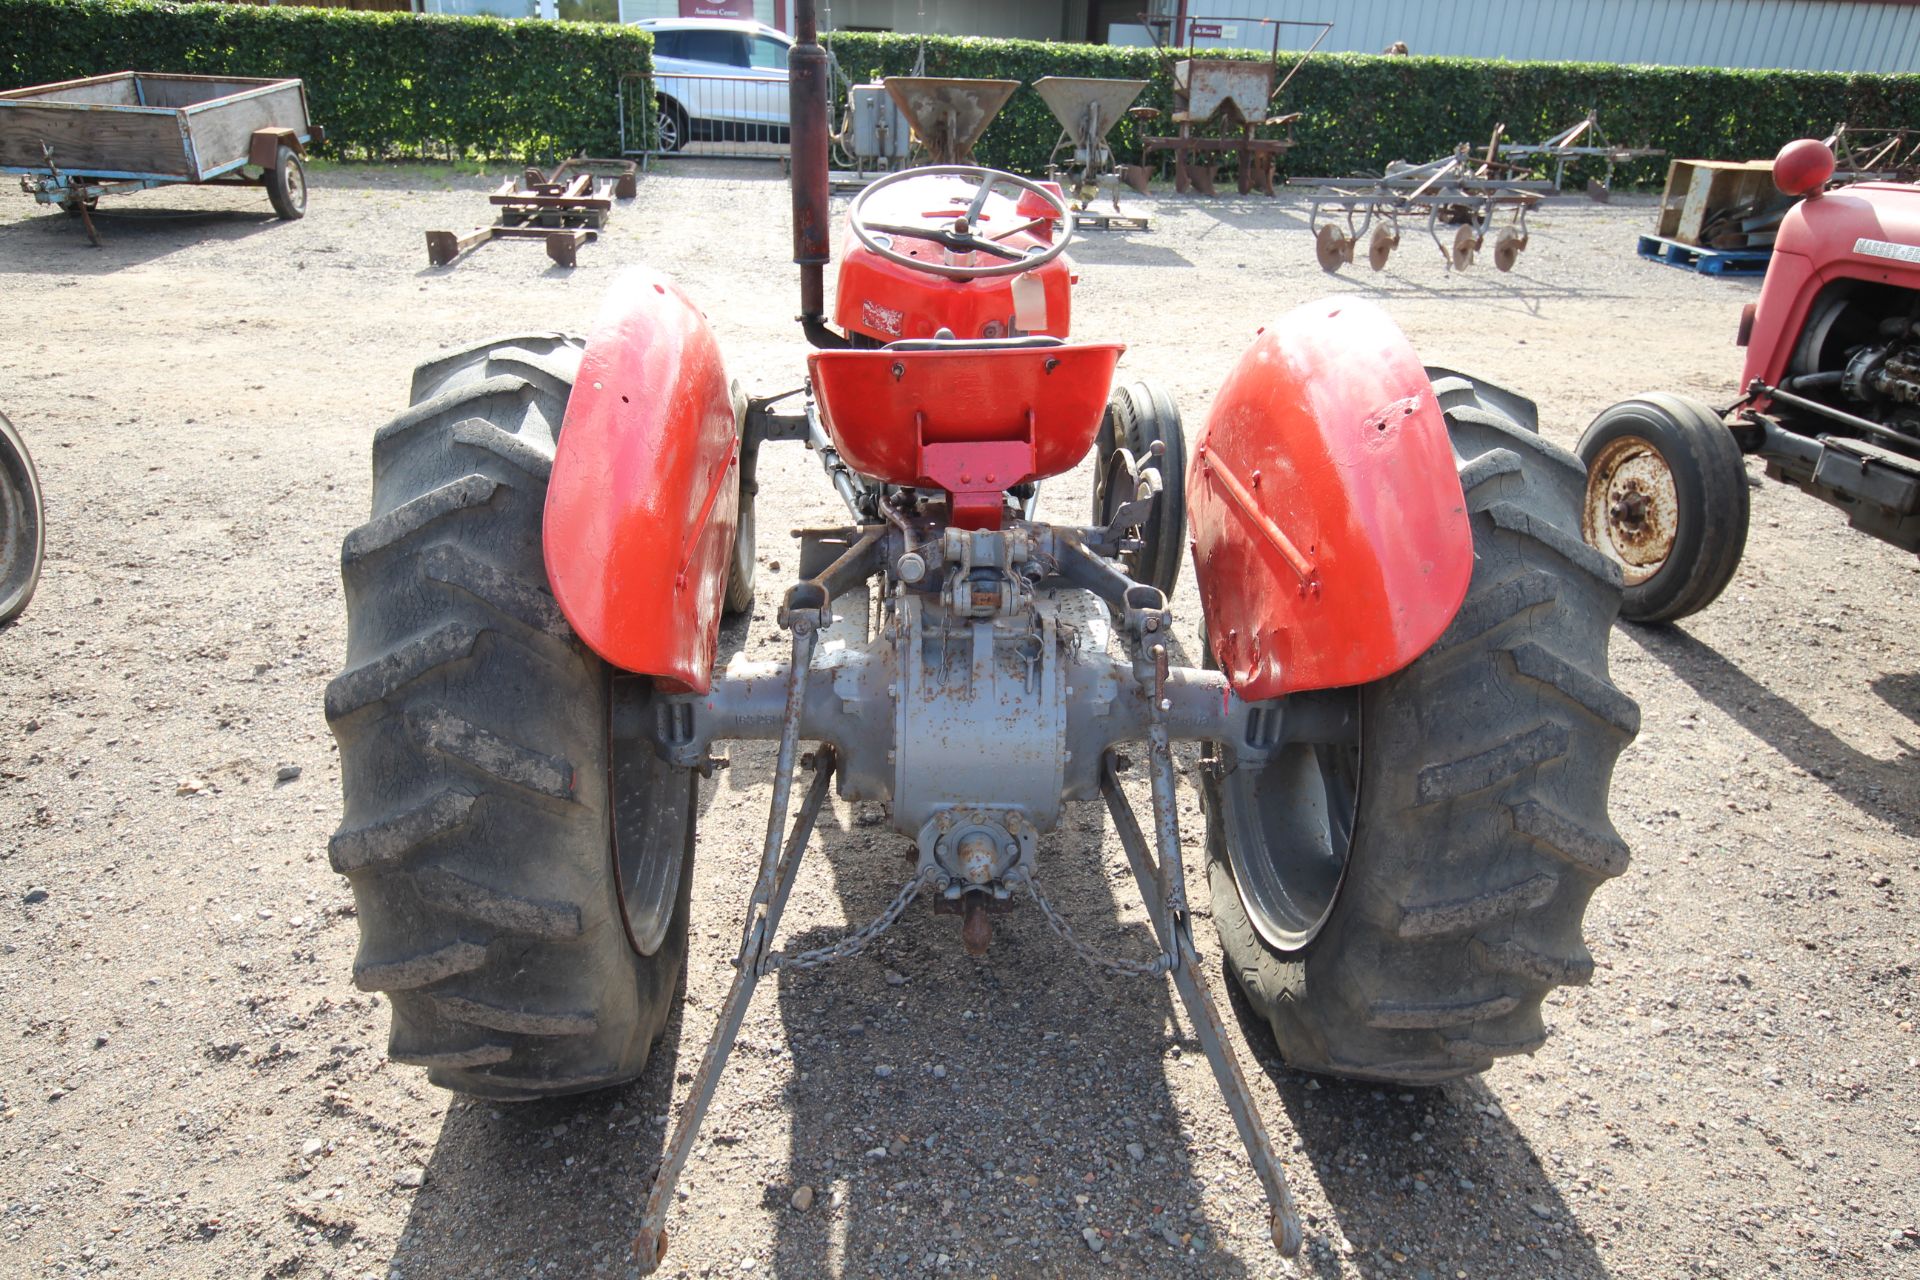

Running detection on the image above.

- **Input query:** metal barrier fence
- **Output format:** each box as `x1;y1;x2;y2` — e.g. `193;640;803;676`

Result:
620;73;790;161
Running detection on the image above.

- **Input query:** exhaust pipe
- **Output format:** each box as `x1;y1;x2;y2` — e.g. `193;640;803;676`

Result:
789;0;844;348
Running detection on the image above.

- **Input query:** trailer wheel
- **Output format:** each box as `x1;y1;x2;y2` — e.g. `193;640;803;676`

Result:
266;145;307;221
1093;379;1187;596
326;335;696;1100
0;411;45;625
1207;371;1638;1084
1576;393;1749;624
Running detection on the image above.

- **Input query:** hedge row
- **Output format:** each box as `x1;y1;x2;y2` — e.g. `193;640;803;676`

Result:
0;0;651;160
826;31;1920;183
6;2;1914;176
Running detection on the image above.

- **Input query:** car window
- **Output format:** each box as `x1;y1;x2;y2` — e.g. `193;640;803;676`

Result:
650;31;682;59
749;36;789;70
680;30;748;67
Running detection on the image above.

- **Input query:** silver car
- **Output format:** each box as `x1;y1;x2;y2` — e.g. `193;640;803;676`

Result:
632;17;792;153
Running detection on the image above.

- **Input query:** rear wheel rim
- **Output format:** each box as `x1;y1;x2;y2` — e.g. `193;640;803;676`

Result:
1583;432;1678;586
656;108;680;151
1220;715;1361;951
609;678;696;957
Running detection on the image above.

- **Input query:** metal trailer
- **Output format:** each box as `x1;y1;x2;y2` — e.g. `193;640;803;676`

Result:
1136;14;1333;196
0;72;321;244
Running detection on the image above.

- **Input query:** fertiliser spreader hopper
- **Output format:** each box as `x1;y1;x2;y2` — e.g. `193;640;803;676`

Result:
1034;75;1152;222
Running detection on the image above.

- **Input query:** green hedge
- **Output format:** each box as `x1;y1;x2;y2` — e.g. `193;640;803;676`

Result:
826;31;1920;183
0;0;651;160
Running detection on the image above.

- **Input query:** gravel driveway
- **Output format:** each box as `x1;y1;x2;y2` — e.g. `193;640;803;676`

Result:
0;159;1915;1280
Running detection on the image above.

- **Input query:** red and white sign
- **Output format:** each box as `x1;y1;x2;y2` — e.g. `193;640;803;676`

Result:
681;0;753;17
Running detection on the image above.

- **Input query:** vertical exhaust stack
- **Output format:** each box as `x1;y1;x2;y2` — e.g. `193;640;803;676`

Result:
789;0;841;348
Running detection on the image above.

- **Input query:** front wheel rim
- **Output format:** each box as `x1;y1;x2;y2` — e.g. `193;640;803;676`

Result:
1583;433;1679;586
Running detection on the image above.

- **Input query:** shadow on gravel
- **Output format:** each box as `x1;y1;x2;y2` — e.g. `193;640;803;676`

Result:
765;798;1254;1278
1242;994;1612;1279
1066;237;1196;269
0;204;284;274
381;1022;681;1279
1629;624;1920;837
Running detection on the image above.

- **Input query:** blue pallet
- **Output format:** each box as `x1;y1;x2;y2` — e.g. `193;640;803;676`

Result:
1636;233;1772;276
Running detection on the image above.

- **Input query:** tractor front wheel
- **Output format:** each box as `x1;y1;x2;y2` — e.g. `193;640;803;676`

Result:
1576;394;1749;624
1207;372;1639;1084
326;335;696;1099
1092;380;1187;597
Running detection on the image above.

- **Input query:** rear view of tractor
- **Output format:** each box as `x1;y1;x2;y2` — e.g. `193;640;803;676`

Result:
1579;140;1920;622
324;5;1637;1265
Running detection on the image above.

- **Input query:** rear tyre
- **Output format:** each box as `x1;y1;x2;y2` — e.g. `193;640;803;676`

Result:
326;335;696;1100
1093;379;1187;596
1207;371;1638;1083
266;146;307;221
0;411;45;624
1576;393;1749;624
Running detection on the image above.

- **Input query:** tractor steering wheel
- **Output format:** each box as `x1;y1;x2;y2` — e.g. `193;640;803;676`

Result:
848;165;1075;281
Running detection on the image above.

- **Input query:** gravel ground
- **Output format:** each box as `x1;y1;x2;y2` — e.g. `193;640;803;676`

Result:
0;159;1916;1280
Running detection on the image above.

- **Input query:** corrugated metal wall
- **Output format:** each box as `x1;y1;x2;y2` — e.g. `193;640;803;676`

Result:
1159;0;1920;71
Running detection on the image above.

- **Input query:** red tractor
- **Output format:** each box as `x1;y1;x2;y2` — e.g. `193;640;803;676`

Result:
1579;140;1920;621
325;6;1636;1265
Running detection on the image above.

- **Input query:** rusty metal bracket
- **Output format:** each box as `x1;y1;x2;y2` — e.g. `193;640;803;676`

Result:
424;162;626;268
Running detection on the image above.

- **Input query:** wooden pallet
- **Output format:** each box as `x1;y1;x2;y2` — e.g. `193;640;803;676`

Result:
1636;233;1771;276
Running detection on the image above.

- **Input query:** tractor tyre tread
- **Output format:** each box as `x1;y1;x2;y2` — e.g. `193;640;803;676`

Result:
1208;373;1637;1084
327;334;689;1101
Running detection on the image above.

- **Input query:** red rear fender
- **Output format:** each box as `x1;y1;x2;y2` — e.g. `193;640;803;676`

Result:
545;268;738;694
1188;298;1472;699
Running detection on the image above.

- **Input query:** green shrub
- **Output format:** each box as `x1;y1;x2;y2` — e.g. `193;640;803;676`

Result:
0;0;651;161
824;31;1920;183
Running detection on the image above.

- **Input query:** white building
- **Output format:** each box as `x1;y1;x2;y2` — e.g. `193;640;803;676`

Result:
412;0;1920;72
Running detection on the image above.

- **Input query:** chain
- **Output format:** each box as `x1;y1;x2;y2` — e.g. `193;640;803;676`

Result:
764;867;938;973
1016;872;1170;977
